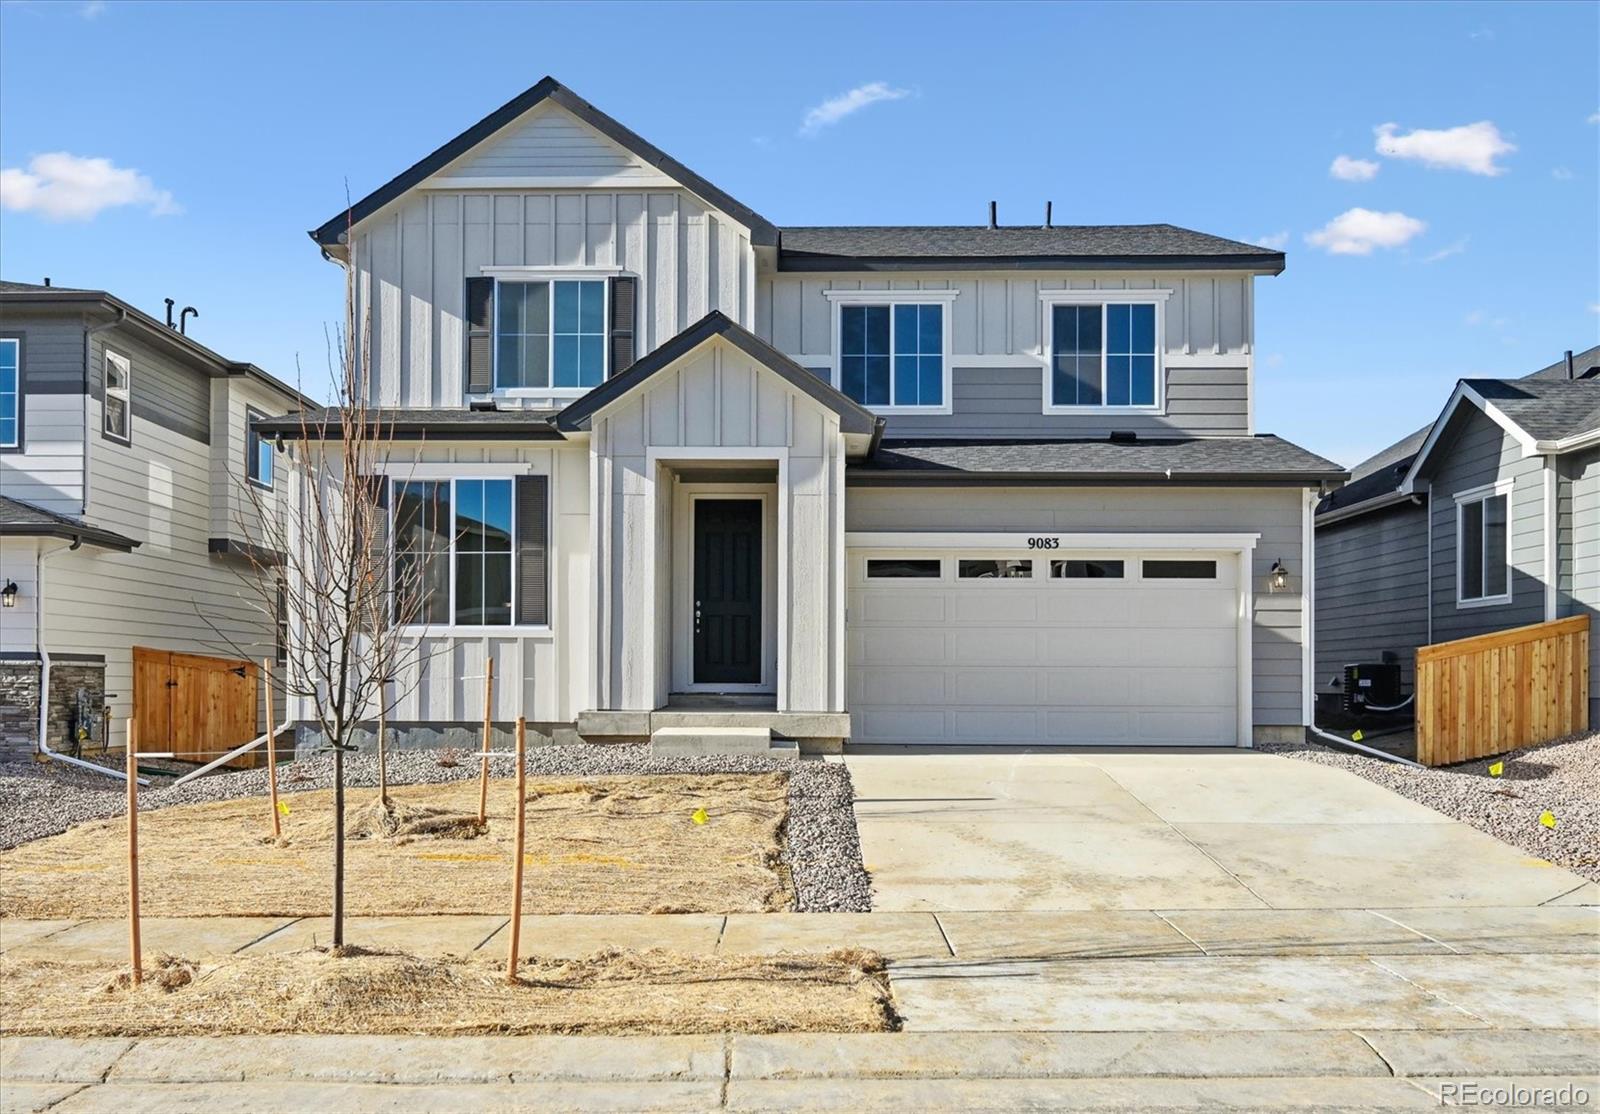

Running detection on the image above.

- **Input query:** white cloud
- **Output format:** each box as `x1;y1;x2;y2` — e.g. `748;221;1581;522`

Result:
1589;111;1599;125
1423;237;1469;263
0;152;179;221
1552;166;1574;180
1330;155;1380;181
81;0;106;17
799;82;910;137
1254;231;1289;250
1468;26;1493;40
1590;303;1600;315
1305;208;1426;255
1264;352;1285;369
1374;120;1516;176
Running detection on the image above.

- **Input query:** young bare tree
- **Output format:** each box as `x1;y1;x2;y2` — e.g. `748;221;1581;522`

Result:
217;272;429;949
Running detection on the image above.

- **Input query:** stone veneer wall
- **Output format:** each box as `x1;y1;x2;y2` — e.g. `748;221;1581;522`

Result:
0;658;107;760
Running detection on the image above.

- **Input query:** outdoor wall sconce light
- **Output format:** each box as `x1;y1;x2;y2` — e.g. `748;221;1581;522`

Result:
1;579;18;608
1269;560;1289;594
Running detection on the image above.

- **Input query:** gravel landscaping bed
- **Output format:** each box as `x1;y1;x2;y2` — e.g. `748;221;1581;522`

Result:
1263;732;1600;884
0;746;871;912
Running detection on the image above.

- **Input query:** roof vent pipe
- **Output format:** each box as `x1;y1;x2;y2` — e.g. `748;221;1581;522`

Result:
42;277;51;287
1044;201;1053;229
1567;349;1575;379
179;306;198;335
164;298;176;329
988;201;997;229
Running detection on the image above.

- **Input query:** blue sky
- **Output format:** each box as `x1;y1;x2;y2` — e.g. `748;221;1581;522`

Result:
2;0;1596;466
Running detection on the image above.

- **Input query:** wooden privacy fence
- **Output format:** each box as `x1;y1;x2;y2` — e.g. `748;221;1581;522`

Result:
1415;615;1590;767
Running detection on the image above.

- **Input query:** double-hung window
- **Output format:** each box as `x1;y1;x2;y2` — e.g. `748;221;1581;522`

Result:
831;294;953;411
0;337;18;449
496;280;606;392
103;350;132;443
1043;294;1165;411
393;477;525;628
1456;485;1510;606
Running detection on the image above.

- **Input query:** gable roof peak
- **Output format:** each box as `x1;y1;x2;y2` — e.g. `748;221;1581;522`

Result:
309;76;777;250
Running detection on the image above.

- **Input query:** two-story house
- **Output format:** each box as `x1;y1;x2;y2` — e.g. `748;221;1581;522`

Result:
0;280;312;765
267;77;1344;753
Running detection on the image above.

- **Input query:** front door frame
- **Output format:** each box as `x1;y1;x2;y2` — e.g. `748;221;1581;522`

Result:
673;483;778;695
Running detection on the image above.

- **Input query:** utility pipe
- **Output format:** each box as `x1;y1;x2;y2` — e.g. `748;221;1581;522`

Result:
34;539;144;784
170;717;294;785
1308;724;1426;768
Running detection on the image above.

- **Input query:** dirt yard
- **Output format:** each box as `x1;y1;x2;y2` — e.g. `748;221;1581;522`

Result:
0;773;794;919
0;946;896;1037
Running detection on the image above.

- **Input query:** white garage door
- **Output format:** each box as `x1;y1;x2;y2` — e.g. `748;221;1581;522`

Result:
847;550;1241;746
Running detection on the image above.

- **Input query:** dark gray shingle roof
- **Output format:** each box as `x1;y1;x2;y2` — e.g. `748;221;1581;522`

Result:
0;495;138;551
1524;344;1600;382
778;224;1284;272
1467;377;1600;442
852;435;1344;483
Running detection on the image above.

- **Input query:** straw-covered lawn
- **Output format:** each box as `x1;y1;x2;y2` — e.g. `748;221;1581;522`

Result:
0;946;896;1037
0;773;793;919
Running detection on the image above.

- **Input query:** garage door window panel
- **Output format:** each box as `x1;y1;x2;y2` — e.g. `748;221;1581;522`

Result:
959;558;1034;580
867;558;942;579
1143;559;1217;579
1051;559;1125;579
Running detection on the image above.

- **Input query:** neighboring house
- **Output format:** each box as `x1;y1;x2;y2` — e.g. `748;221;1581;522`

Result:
268;76;1344;752
0;280;312;761
1315;346;1600;722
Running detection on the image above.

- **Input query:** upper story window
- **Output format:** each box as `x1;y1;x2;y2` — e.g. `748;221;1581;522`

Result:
1042;293;1168;413
1456;484;1510;607
103;350;132;444
246;408;273;490
828;291;956;413
0;337;18;450
496;280;606;392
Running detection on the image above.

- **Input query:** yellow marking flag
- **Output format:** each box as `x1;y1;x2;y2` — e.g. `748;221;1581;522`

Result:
1488;761;1504;778
691;807;708;825
276;800;291;817
1351;729;1364;742
1539;811;1557;830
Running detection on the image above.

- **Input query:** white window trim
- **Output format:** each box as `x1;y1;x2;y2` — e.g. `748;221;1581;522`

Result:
825;290;958;416
1039;289;1172;416
392;475;544;632
1454;479;1513;609
103;349;132;444
490;274;611;399
0;336;18;449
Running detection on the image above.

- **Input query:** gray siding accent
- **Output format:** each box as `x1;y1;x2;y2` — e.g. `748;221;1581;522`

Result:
90;328;210;445
0;314;87;513
1427;408;1547;644
1314;500;1430;693
871;365;1247;439
846;485;1307;727
1558;446;1600;723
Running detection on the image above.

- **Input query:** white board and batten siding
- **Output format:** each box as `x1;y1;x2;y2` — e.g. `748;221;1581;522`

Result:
846;486;1307;729
366;442;592;727
756;273;1253;439
351;149;757;411
591;336;845;714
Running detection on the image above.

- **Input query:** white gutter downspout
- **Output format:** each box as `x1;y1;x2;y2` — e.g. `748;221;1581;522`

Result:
1544;457;1559;622
35;538;143;784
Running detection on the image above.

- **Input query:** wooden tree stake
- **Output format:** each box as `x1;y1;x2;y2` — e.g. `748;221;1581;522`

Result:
505;715;527;984
264;660;280;839
477;659;495;824
126;718;142;986
377;685;389;808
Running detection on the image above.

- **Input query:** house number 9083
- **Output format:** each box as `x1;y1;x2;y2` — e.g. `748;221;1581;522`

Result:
1026;537;1061;549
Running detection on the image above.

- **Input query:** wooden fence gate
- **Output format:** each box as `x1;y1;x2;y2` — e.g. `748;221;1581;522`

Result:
133;648;259;769
1414;615;1590;767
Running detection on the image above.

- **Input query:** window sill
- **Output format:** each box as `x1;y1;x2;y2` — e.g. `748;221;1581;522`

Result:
487;388;595;400
1456;594;1512;610
858;404;953;416
398;624;555;638
247;478;274;493
1043;405;1165;416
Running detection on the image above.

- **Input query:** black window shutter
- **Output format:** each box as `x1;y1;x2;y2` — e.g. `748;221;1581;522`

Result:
465;277;494;395
515;474;549;626
608;275;637;378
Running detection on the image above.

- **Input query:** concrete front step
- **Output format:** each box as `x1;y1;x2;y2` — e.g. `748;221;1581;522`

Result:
649;726;796;757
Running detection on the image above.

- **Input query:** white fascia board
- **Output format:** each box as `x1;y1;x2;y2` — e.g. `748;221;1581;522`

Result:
1536;425;1600;454
845;531;1260;551
1398;381;1538;495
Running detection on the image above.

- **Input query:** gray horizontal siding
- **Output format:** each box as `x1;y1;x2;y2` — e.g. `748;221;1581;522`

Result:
1314;501;1430;693
847;484;1307;727
1559;447;1600;723
874;365;1248;439
91;327;210;445
0;314;86;512
1428;408;1547;643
